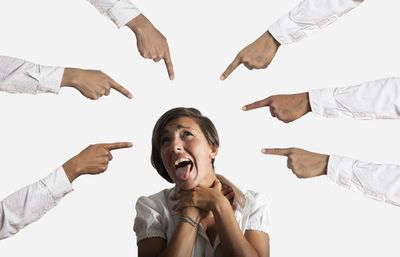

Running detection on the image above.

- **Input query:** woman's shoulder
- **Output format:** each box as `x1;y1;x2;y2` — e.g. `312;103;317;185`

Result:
243;190;271;209
135;188;175;211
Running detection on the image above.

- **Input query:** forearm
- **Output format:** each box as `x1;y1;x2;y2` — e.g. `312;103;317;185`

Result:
0;55;63;94
212;200;260;257
327;155;400;206
0;167;73;240
157;221;198;257
309;77;400;119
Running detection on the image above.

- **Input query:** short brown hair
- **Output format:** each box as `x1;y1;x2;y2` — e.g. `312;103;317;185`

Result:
151;107;219;183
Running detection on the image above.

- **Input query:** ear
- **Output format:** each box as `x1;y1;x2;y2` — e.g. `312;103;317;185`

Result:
209;144;218;159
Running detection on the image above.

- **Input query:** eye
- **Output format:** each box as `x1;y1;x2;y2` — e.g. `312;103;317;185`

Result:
182;130;193;137
161;136;171;145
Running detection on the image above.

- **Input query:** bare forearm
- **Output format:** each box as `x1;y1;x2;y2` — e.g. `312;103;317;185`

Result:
157;209;200;257
157;223;196;257
212;201;260;257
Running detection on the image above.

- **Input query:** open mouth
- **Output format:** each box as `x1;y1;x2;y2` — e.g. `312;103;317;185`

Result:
174;158;193;181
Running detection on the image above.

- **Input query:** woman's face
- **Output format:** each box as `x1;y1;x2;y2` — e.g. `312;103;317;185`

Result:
160;117;218;190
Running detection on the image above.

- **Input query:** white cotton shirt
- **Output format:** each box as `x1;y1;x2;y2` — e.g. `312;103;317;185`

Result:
133;188;271;257
308;77;400;206
88;0;141;28
327;155;400;207
0;55;64;95
269;0;364;45
0;167;73;240
309;77;400;119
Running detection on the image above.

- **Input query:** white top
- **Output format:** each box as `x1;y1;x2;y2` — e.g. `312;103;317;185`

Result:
0;167;73;240
0;55;64;95
328;155;400;207
269;0;364;45
88;0;141;28
133;188;271;257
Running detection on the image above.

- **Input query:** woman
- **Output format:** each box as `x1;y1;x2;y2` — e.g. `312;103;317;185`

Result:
134;107;270;257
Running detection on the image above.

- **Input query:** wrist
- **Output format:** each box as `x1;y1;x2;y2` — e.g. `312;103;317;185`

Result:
182;207;201;224
211;195;231;215
321;154;329;175
61;67;82;88
62;157;81;182
127;14;152;34
266;30;280;48
304;92;312;113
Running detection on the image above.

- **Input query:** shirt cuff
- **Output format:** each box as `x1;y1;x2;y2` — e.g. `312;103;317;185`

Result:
33;66;64;94
309;87;339;118
42;167;73;202
268;14;306;45
327;155;354;188
104;0;141;28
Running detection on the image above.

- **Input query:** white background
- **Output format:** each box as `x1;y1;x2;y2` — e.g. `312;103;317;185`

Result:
1;0;400;256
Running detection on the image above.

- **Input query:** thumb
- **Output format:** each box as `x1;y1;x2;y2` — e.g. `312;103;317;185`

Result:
212;179;222;190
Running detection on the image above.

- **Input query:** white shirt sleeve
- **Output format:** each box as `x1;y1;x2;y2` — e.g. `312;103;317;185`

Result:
327;155;400;207
309;77;400;119
268;0;364;45
88;0;141;28
133;195;167;243
0;56;64;95
0;167;73;240
243;191;271;234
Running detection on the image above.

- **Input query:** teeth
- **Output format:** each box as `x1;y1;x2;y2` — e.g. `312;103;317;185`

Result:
174;158;191;167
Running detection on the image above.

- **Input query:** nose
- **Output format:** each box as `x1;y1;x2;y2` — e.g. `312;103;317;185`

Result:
172;138;183;153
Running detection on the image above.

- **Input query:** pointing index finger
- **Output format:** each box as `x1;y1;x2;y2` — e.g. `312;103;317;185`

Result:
163;49;175;80
103;142;133;151
110;79;133;99
220;56;241;80
242;97;271;111
262;148;291;156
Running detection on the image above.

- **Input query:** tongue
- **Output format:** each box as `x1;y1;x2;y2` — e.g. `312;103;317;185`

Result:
176;165;191;181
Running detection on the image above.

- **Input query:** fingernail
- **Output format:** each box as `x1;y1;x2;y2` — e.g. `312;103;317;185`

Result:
220;75;225;81
170;74;175;80
261;148;267;154
242;106;247;111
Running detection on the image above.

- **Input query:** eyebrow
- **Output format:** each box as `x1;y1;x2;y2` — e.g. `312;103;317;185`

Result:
161;124;194;137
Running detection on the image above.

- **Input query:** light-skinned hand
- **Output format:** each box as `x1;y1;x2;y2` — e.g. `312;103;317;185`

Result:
262;147;329;178
171;180;230;213
127;14;174;80
61;68;132;100
243;92;311;123
63;142;133;182
220;31;280;80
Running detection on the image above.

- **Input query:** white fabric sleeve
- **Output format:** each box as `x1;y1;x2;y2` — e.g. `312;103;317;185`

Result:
0;56;64;95
309;77;400;119
88;0;141;28
268;0;364;45
0;167;73;240
244;191;271;234
133;196;166;243
327;155;400;207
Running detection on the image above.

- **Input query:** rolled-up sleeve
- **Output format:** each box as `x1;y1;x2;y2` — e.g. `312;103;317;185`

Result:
0;56;64;94
327;155;400;207
0;167;73;240
269;0;364;45
88;0;141;28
